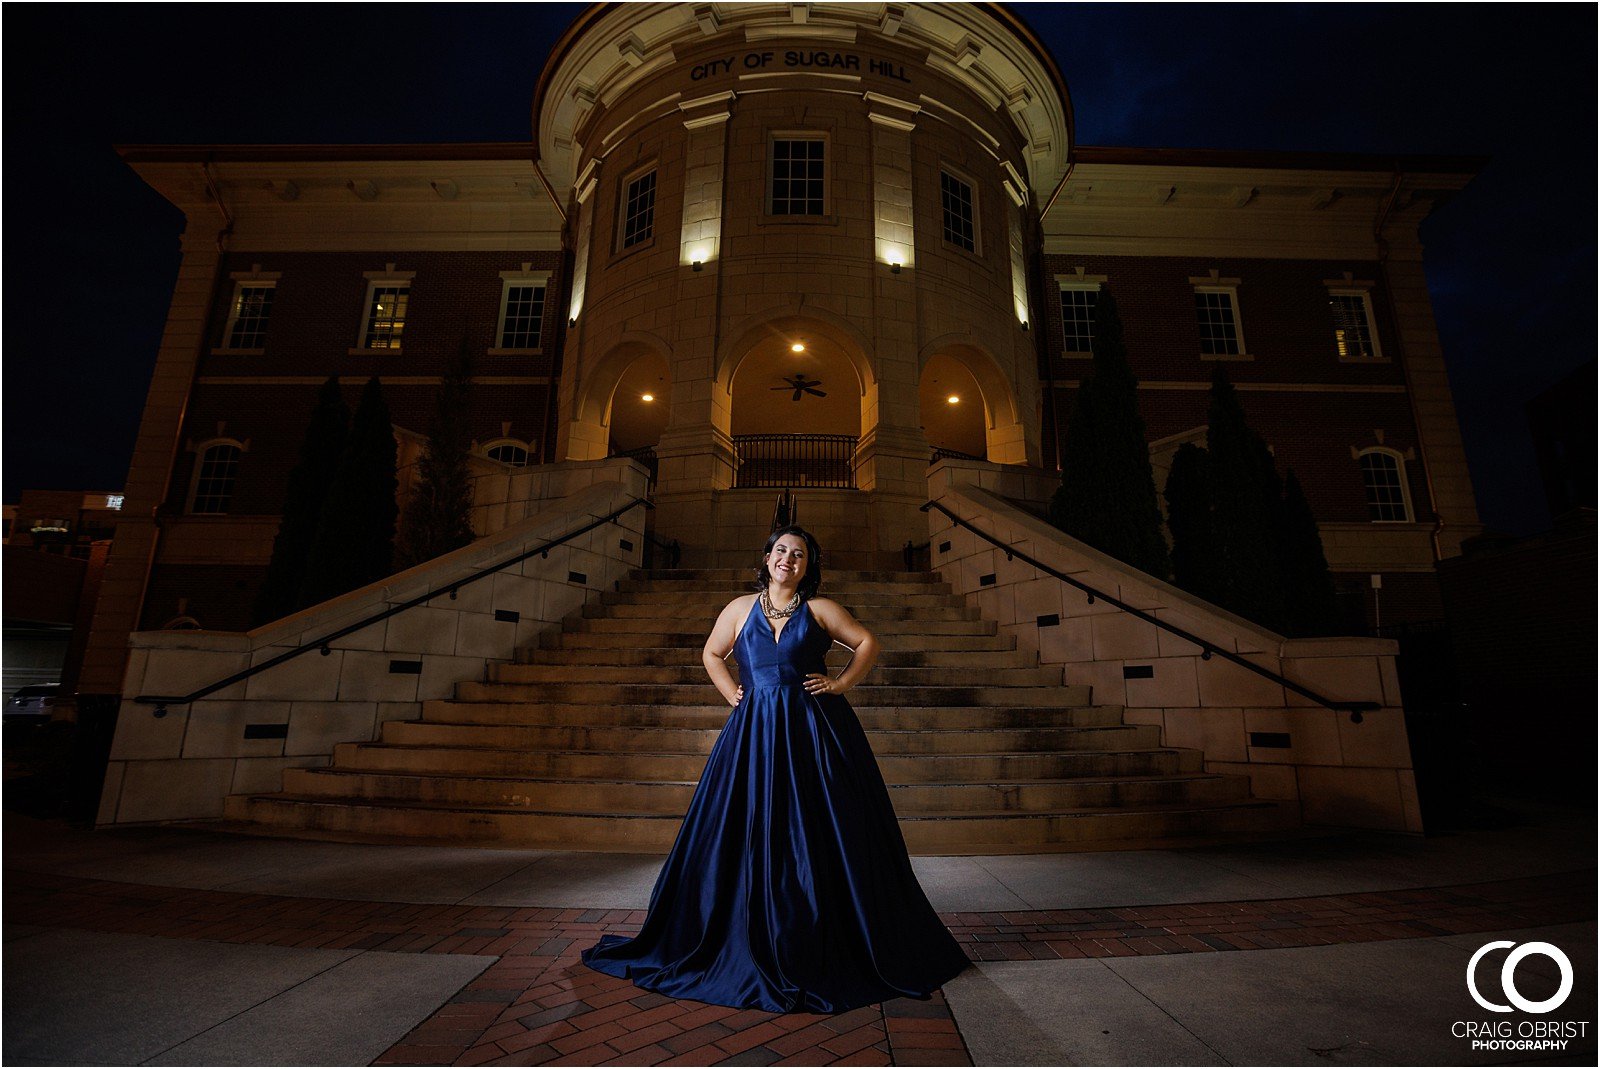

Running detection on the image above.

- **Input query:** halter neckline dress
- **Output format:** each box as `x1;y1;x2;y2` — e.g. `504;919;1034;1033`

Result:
580;596;970;1013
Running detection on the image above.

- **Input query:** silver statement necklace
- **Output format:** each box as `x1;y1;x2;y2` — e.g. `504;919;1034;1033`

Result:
760;588;803;619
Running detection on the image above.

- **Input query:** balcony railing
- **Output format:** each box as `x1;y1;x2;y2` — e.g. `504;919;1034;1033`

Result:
732;434;857;489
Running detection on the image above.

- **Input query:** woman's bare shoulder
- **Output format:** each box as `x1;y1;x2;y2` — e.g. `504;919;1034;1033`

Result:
723;593;759;613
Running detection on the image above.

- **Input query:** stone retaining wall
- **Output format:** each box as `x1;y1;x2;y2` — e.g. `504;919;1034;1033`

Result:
97;462;648;825
927;464;1419;832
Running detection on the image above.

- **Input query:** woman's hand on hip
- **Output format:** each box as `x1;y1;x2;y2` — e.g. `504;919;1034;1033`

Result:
727;685;744;707
804;673;845;696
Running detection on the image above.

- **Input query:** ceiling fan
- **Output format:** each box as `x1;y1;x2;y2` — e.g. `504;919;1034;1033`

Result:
772;373;826;401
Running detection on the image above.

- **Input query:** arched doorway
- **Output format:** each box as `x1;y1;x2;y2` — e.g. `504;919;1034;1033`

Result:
917;340;1027;465
720;315;870;488
918;353;986;461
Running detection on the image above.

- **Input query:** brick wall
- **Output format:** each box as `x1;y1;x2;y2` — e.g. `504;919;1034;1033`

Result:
1036;253;1431;530
167;251;568;517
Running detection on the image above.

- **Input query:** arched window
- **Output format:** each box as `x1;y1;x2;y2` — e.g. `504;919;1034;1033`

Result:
188;441;243;514
483;440;530;467
1358;448;1413;522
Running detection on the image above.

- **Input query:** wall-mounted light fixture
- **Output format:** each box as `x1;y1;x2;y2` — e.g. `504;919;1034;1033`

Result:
946;395;960;405
790;343;805;353
641;393;654;402
890;262;902;274
692;260;704;272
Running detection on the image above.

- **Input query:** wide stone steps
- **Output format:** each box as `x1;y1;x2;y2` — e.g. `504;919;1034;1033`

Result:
534;630;1019;653
325;742;1206;782
418;701;1131;730
516;646;1039;669
277;769;1249;814
222;793;1292;853
377;720;1162;755
221;563;1297;852
566;613;990;633
598;594;971;614
453;681;1095;707
486;662;1069;687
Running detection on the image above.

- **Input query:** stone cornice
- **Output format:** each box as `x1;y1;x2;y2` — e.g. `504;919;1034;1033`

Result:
532;2;1073;195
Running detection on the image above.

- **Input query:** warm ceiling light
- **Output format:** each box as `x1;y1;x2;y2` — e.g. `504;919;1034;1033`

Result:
641;393;654;402
790;343;805;353
947;395;960;404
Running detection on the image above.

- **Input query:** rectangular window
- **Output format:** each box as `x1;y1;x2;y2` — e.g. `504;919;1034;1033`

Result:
770;137;826;216
940;171;977;252
498;284;546;349
191;444;242;514
621;170;657;249
1360;451;1411;522
1059;287;1099;355
1194;289;1244;356
361;284;409;349
222;284;275;349
1330;291;1382;360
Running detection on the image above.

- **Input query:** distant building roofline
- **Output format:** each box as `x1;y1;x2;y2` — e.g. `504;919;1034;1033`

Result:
115;141;1484;175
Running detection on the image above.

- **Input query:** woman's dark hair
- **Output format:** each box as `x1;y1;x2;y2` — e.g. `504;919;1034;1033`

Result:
752;525;823;600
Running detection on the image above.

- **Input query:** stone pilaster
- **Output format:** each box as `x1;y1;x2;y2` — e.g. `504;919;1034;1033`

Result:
1382;256;1483;558
78;230;224;695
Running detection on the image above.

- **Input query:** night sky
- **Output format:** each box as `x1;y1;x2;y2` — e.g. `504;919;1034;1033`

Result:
4;3;1593;537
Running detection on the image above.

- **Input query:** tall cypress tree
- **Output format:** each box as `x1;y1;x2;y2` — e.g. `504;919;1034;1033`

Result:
395;338;476;569
1163;441;1218;600
297;376;398;606
1047;291;1171;578
253;377;349;624
1201;366;1288;631
1278;468;1339;636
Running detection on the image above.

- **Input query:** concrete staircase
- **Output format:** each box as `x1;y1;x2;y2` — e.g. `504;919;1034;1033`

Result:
223;569;1295;852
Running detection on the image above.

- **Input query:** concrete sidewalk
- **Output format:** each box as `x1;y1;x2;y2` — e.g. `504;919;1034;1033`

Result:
4;802;1595;1066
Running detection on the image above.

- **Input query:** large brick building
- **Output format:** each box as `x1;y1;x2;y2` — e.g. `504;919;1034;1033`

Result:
80;0;1481;704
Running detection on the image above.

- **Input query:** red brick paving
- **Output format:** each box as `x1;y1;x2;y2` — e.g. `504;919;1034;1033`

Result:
4;866;1591;1065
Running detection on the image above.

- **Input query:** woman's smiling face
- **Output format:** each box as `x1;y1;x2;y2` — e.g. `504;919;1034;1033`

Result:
766;535;808;585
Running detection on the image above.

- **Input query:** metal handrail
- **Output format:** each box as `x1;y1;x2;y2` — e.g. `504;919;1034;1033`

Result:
133;496;653;717
921;500;1381;723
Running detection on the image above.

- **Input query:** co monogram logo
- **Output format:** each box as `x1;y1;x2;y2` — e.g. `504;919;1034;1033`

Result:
1467;941;1574;1014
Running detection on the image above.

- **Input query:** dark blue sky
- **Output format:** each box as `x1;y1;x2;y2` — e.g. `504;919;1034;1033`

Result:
4;3;1594;536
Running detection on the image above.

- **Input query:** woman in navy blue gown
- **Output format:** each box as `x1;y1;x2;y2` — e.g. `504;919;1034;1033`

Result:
581;525;970;1013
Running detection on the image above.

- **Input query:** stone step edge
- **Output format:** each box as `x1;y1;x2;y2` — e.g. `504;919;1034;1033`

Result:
389;724;1145;737
235;794;1279;821
340;743;1189;759
293;769;1229;788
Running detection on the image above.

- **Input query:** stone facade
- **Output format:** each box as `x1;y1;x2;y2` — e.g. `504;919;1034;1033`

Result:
81;4;1483;828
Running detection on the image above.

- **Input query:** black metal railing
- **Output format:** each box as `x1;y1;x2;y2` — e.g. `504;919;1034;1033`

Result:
132;497;653;717
610;446;658;487
922;500;1381;723
930;446;985;463
732;434;857;489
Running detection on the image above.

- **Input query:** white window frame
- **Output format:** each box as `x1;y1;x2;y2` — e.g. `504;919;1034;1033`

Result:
216;267;281;354
767;132;830;217
352;264;416;353
1189;273;1250;360
481;438;533;467
616;165;659;253
1325;280;1386;363
490;267;552;355
938;166;981;256
185;437;249;515
1354;445;1415;523
1054;273;1107;359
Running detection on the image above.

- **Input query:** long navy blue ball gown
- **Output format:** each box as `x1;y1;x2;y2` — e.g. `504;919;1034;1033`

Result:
581;597;970;1013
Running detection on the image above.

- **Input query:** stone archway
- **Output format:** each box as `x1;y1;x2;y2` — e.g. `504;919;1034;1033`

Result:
714;310;876;489
563;331;672;462
918;336;1027;464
